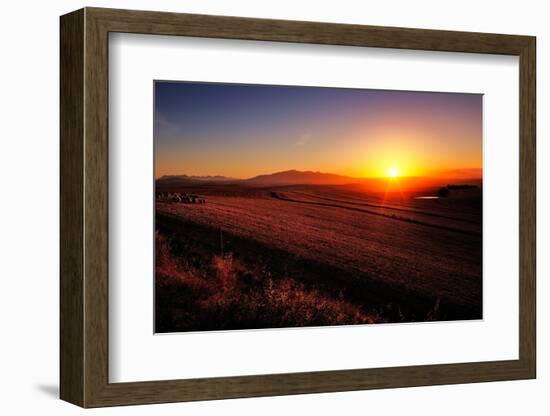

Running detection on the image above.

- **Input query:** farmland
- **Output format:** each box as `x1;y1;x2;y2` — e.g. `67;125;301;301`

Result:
155;180;482;333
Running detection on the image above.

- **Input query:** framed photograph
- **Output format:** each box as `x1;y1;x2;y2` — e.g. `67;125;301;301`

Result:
60;7;536;407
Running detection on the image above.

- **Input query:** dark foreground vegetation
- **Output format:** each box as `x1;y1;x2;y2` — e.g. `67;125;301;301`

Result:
155;226;382;332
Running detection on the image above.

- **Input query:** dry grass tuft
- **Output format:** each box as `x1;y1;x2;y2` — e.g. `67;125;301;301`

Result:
155;231;382;332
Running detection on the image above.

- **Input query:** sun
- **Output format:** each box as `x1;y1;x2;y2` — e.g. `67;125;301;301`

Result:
388;167;399;178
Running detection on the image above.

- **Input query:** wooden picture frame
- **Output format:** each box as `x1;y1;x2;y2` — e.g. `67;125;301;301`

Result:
60;7;536;408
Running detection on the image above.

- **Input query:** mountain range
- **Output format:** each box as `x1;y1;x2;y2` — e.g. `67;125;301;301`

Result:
156;170;360;186
156;169;482;189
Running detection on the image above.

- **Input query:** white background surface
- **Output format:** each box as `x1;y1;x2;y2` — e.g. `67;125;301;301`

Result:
0;0;546;414
109;34;519;382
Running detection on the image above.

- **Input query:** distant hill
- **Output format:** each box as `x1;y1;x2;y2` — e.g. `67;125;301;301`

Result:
246;170;359;186
156;174;236;186
156;169;482;191
437;168;482;180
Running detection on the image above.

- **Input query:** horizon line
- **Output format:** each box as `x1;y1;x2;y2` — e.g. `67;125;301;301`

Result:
155;167;483;181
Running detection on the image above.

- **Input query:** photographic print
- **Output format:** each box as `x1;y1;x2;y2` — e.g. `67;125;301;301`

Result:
154;81;482;333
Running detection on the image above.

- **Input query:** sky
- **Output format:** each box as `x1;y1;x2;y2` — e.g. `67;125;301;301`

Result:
154;81;482;179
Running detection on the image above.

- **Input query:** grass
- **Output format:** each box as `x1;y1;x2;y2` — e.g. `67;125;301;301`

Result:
156;186;482;308
154;183;482;331
155;231;382;332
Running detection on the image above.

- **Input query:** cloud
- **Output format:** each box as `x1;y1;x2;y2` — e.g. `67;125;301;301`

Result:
295;132;312;146
155;112;186;143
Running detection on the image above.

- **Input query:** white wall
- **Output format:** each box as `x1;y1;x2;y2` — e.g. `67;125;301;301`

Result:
0;0;545;414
